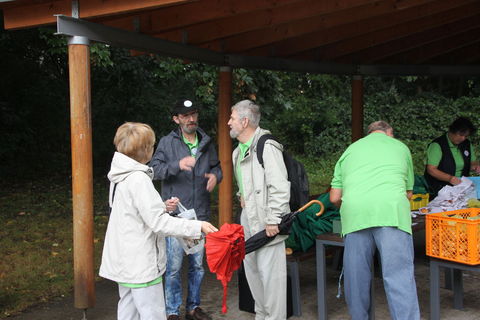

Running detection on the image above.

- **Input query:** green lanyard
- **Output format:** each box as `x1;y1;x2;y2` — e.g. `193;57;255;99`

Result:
182;134;199;158
236;137;253;196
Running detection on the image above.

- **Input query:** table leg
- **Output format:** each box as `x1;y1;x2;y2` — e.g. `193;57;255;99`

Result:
444;267;453;290
430;260;440;320
316;240;327;320
452;269;463;309
288;260;302;316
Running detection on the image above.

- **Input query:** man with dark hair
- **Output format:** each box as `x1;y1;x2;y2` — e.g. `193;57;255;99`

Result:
425;117;480;197
150;99;222;320
330;120;420;320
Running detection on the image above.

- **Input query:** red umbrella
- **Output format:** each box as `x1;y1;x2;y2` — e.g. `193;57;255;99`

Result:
205;223;245;313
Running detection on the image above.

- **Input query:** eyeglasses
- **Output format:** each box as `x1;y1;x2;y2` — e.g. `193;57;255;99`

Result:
178;111;198;120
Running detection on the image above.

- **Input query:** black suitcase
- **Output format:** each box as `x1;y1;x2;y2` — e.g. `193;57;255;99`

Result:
237;262;293;318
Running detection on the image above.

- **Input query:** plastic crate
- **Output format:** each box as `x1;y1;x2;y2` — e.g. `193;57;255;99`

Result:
425;208;480;265
409;194;429;211
467;176;480;199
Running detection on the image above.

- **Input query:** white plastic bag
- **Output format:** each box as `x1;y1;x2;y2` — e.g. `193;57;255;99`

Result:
177;202;205;255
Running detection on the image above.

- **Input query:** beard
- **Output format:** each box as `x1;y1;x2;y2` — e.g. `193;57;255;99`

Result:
181;122;198;135
229;128;240;139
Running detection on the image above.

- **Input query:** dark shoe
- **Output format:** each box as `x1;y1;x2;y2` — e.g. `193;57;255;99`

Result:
185;307;212;320
167;315;180;320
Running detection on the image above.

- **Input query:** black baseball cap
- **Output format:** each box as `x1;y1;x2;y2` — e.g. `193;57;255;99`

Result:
172;99;199;116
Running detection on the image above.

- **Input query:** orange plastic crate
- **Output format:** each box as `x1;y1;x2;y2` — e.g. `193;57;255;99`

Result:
425;208;480;265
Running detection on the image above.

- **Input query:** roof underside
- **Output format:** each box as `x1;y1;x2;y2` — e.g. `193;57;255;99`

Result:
2;0;480;75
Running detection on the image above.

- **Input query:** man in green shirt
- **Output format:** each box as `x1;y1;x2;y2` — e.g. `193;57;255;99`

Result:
330;121;420;320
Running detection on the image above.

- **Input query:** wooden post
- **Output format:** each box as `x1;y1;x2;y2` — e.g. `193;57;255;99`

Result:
217;66;233;226
351;75;364;142
68;36;95;309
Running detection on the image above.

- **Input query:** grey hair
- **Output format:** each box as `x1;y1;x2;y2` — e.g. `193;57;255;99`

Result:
231;99;261;128
367;120;393;134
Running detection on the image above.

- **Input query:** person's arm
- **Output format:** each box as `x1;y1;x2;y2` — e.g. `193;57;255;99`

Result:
406;148;414;199
425;142;461;185
208;142;223;184
330;155;344;208
470;144;480;174
471;161;480;174
150;137;182;180
263;141;290;237
131;173;217;236
204;142;223;192
329;188;342;208
426;165;461;185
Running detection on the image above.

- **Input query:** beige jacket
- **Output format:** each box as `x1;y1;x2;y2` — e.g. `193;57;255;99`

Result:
233;127;291;242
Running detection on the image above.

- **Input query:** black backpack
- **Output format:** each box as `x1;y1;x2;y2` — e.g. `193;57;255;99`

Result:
256;134;309;212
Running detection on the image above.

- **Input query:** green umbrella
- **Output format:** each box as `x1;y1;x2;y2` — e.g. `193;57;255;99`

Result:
285;193;340;252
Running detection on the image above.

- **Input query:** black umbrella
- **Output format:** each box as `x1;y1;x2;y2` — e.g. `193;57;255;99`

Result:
245;200;324;254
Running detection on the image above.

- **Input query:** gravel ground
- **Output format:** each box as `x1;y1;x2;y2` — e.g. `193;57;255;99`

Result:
9;231;480;320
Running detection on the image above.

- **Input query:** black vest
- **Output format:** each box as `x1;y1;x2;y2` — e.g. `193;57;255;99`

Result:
424;134;471;196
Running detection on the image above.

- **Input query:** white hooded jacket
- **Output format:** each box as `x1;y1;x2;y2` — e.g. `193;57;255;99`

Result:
99;152;202;284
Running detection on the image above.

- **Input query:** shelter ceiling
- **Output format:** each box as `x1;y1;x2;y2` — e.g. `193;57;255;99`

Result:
2;0;480;69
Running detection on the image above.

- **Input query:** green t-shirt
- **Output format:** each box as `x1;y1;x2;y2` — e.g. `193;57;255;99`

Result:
182;134;199;158
425;134;477;177
118;276;162;288
235;137;253;197
331;133;414;236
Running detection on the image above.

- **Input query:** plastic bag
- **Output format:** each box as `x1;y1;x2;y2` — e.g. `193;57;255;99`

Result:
177;202;205;255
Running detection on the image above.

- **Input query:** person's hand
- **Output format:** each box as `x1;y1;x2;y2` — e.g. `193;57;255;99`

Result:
472;164;480;174
266;224;279;237
179;156;196;171
201;222;218;234
449;175;461;185
165;197;179;212
205;173;217;192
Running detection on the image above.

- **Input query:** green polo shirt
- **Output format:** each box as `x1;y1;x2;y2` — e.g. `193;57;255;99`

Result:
182;134;199;158
235;137;253;197
426;134;477;177
118;276;162;288
331;133;414;236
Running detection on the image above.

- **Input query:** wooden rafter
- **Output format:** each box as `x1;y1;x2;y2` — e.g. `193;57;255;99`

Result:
243;0;476;58
337;14;480;64
99;0;304;34
308;2;480;61
427;42;480;64
197;0;444;54
2;0;192;30
151;0;379;44
381;27;480;64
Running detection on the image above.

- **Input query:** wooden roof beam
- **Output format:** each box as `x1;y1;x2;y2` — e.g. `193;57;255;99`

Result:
151;0;380;44
379;27;480;64
305;2;480;61
200;0;423;53
101;0;305;34
426;42;480;64
2;0;192;30
244;0;476;58
336;14;480;64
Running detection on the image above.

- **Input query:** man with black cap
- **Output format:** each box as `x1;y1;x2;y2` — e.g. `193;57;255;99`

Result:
150;99;222;320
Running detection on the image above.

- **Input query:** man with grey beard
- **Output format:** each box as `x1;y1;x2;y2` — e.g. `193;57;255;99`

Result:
150;99;222;320
228;99;290;320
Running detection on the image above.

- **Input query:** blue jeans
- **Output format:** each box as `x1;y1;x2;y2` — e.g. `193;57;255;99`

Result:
165;237;205;316
343;227;420;320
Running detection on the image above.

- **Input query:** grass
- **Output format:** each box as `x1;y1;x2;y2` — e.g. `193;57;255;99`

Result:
0;177;109;318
